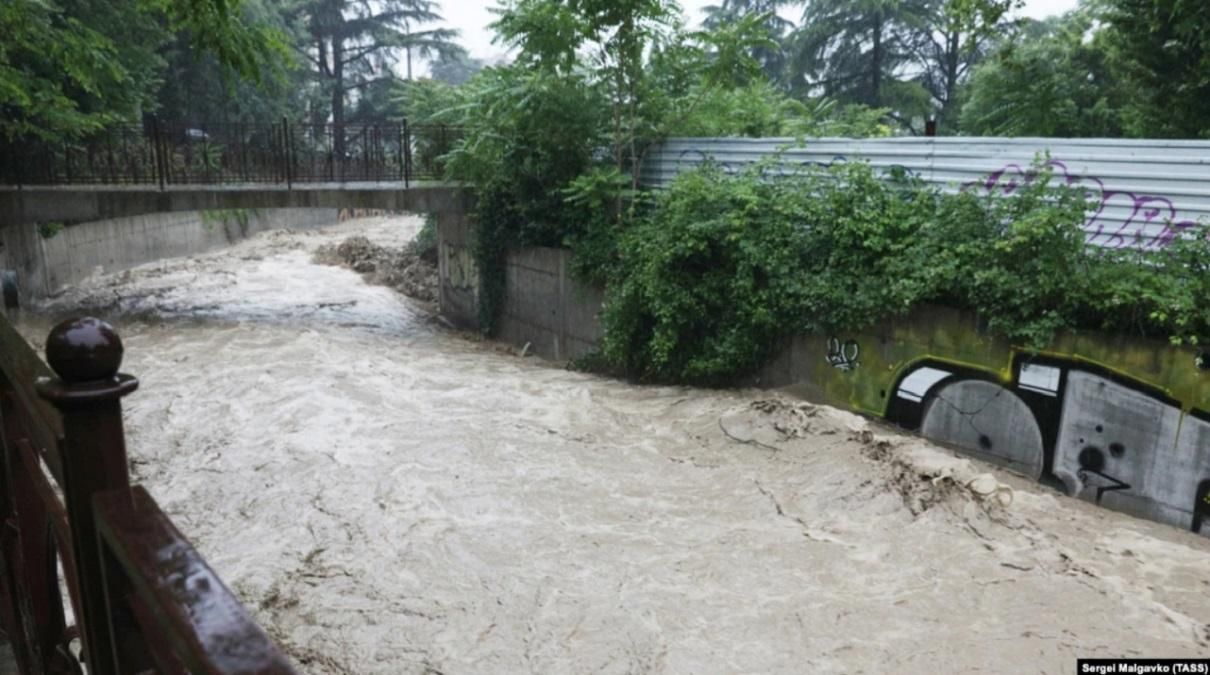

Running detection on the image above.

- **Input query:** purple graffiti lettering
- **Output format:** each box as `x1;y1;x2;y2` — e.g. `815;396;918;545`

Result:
970;160;1199;250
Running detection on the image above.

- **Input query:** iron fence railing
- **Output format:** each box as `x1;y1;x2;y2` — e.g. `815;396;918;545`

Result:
0;313;298;673
0;120;461;189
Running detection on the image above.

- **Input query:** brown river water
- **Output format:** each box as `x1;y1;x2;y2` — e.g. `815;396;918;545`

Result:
17;216;1210;674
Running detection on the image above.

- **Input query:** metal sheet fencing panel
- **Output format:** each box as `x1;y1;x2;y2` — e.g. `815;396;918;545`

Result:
642;137;1210;250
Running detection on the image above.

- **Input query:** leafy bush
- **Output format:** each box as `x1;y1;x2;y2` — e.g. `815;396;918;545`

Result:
896;164;1093;346
666;82;893;138
407;214;438;264
600;158;1210;385
422;3;897;336
600;163;820;383
391;79;464;178
1079;230;1210;348
37;221;64;239
441;67;608;334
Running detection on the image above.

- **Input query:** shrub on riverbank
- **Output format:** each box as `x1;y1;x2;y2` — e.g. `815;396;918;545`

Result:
598;160;1210;385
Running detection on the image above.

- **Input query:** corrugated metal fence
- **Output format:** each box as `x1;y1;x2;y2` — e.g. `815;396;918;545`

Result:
641;137;1210;250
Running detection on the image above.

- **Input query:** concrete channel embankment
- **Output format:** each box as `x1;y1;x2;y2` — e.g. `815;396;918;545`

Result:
0;208;338;302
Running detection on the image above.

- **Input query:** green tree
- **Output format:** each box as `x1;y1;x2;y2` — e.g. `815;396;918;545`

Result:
291;0;460;132
788;0;934;126
789;0;925;105
0;0;281;140
494;0;680;183
702;0;797;84
911;0;1020;130
429;52;486;85
395;0;462;81
156;0;316;125
1100;0;1210;138
959;8;1123;136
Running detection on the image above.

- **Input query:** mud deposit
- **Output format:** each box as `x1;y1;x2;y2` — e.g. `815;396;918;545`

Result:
19;215;1210;674
314;234;438;305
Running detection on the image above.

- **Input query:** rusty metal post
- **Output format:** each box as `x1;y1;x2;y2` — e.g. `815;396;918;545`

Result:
37;318;140;675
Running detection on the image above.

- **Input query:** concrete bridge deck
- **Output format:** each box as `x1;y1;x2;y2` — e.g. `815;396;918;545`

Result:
0;182;473;225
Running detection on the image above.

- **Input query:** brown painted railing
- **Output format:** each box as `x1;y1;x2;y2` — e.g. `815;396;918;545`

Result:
0;314;297;674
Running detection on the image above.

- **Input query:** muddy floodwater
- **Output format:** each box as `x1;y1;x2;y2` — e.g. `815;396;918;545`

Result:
18;216;1210;674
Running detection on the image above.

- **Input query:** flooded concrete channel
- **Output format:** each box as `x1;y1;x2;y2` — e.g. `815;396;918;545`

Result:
17;216;1210;674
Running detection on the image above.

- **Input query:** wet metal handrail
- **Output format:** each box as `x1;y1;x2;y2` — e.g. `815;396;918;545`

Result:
0;314;297;674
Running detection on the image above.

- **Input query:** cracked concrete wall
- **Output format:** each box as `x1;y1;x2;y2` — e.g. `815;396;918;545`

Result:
0;208;338;302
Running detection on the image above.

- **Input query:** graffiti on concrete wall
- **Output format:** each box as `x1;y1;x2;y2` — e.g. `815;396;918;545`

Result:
887;357;1210;537
440;241;477;290
1196;481;1210;534
767;305;1210;537
825;337;860;371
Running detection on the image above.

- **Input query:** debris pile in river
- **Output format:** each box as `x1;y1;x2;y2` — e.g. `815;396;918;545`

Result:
315;236;437;304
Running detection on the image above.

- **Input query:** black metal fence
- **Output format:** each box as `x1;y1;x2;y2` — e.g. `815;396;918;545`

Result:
0;119;460;189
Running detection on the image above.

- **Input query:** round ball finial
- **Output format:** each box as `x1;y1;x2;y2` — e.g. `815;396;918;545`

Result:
45;317;124;383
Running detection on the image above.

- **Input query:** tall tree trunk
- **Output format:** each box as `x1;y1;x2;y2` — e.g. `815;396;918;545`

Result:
870;13;883;108
332;34;345;164
941;30;961;128
407;46;413;81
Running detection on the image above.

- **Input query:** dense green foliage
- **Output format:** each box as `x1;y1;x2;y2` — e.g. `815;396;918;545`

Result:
959;10;1122;136
0;0;460;141
703;0;798;83
422;1;897;335
959;0;1210;138
598;160;1210;384
1100;0;1210;138
0;0;284;140
291;0;460;128
7;0;1210;388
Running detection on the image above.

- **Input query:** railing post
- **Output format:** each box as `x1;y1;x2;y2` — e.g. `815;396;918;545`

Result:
0;385;36;673
282;117;293;190
151;117;166;192
396;123;404;185
36;317;140;675
403;119;411;190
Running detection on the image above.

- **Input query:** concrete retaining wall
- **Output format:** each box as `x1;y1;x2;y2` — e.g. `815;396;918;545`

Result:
498;247;604;362
435;213;604;361
436;212;480;330
0;208;338;301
